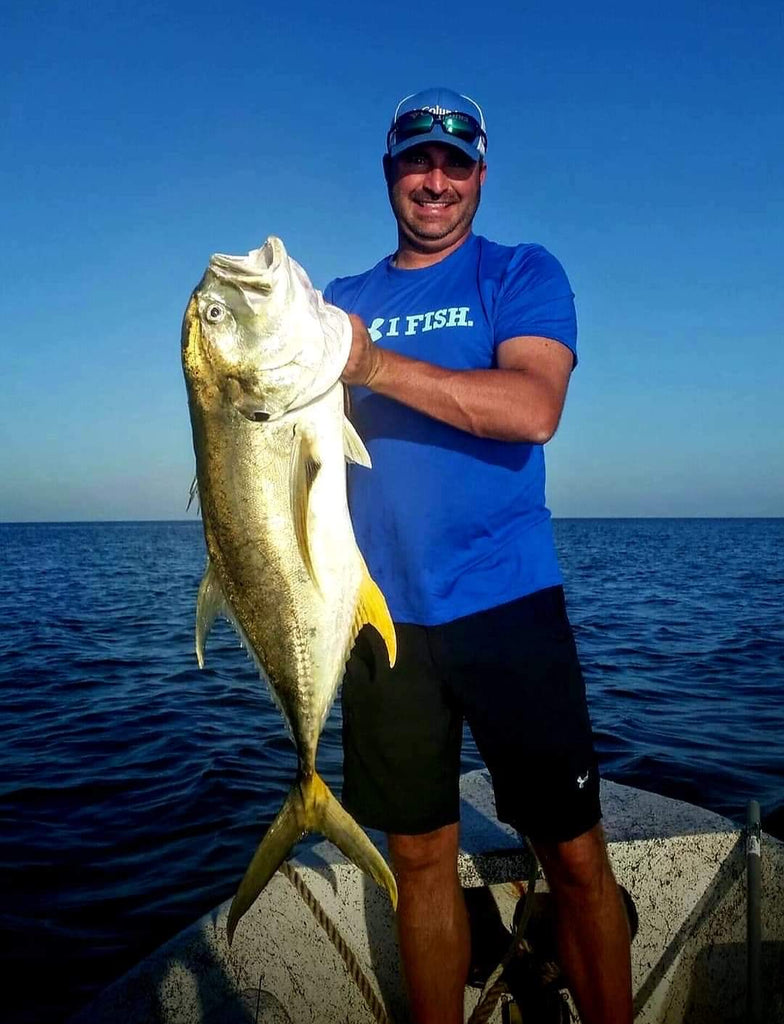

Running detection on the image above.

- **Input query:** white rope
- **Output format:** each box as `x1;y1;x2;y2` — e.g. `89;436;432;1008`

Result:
467;841;541;1024
280;861;392;1024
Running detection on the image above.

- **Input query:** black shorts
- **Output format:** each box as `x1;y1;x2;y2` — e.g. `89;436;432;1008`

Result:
341;586;601;844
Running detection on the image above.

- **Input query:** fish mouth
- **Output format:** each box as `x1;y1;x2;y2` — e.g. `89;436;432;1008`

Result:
208;238;283;295
206;237;295;326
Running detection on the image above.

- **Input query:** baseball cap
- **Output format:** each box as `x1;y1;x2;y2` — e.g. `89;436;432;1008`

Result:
386;87;487;162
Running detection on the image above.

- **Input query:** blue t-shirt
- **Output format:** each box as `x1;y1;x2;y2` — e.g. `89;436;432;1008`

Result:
324;232;577;626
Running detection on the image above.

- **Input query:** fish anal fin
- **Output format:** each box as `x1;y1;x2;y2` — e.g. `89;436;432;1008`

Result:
352;562;397;668
343;416;371;468
289;425;322;593
227;772;396;945
195;560;226;668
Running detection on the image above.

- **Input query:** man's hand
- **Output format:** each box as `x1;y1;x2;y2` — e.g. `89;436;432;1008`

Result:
341;314;384;387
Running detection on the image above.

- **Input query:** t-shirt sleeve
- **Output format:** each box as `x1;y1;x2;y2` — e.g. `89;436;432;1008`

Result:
322;280;336;305
494;245;577;363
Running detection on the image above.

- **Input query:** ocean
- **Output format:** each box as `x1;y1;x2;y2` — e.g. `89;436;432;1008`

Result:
1;518;782;1024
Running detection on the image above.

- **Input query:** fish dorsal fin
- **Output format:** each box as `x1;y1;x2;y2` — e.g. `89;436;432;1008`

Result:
195;560;227;668
289;424;322;592
343;416;371;468
351;560;397;668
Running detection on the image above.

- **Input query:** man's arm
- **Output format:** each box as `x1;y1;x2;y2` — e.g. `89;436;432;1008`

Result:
341;314;573;444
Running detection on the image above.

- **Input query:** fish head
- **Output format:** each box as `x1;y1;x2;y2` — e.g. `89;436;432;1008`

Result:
182;236;351;421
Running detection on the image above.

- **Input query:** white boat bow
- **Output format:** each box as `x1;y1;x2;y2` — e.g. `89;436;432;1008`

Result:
70;770;784;1023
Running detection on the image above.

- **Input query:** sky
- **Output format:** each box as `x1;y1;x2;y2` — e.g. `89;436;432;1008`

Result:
1;0;782;520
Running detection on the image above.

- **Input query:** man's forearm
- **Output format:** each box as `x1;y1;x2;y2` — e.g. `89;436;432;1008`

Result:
357;346;562;444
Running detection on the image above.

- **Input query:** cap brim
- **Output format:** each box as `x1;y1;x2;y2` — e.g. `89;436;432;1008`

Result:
388;124;482;162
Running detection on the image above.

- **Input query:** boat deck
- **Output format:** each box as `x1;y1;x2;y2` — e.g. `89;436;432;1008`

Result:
70;771;784;1023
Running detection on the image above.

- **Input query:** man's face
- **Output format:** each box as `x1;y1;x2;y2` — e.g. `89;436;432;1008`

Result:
386;143;487;254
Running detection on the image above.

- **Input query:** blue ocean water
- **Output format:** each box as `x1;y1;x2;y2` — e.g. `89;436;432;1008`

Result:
0;519;782;1024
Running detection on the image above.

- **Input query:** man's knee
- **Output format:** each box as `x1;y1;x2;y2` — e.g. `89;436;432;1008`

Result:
389;822;460;878
533;823;615;896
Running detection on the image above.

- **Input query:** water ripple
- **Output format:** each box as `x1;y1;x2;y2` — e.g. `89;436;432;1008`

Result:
1;518;783;1023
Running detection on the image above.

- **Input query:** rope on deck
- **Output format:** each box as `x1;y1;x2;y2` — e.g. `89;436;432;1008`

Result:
280;861;392;1024
466;840;547;1024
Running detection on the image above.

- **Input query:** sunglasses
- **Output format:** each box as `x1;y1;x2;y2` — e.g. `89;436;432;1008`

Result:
387;109;487;152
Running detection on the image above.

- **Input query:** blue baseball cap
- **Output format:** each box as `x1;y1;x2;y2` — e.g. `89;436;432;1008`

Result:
387;87;487;162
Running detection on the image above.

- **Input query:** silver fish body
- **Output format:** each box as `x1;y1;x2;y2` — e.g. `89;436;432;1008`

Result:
181;236;397;942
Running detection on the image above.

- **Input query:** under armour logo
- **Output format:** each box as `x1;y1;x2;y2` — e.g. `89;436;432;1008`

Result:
577;771;590;790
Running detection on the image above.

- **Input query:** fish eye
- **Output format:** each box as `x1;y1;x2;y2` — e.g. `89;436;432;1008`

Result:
205;303;225;323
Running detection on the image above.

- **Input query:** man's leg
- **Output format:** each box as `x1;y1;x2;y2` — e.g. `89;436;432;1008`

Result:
341;623;467;1021
532;823;633;1024
433;590;632;1020
388;823;470;1024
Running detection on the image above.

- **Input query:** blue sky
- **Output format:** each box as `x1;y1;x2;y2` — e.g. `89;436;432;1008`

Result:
1;0;782;520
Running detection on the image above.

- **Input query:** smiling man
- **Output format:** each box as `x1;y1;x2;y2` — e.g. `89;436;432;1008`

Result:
324;88;633;1024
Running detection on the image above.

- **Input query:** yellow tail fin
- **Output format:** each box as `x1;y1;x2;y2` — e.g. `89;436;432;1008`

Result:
227;771;397;944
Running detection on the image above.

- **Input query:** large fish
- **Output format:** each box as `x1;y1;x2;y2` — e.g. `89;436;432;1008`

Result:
181;236;398;943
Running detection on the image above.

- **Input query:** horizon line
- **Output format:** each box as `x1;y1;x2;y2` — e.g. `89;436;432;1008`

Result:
2;515;782;526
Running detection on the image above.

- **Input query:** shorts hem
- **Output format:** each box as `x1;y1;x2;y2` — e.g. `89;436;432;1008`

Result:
343;804;460;838
499;807;603;845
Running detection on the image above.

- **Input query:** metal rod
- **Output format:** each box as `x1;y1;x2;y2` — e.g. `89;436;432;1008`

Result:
746;799;761;1024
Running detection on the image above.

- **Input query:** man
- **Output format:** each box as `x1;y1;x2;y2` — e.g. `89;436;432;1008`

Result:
324;87;632;1024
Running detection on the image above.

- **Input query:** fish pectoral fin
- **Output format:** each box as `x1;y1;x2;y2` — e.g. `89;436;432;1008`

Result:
342;416;371;468
186;475;200;515
195;561;227;668
352;562;397;668
289;424;322;592
226;772;397;945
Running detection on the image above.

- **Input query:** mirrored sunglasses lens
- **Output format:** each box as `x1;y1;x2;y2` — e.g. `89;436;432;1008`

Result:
395;112;436;140
442;114;479;141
